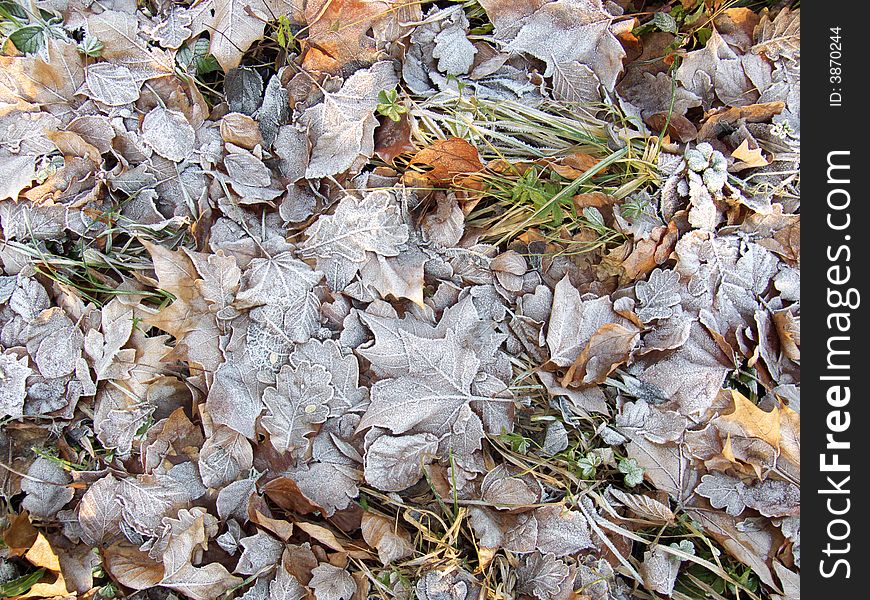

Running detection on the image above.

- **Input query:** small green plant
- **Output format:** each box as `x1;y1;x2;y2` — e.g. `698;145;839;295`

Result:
274;14;298;51
77;34;103;57
1;1;68;55
498;431;534;454
618;457;644;487
376;89;408;122
577;453;604;479
177;37;221;77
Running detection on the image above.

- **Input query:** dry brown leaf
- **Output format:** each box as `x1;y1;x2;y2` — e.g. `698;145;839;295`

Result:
220;112;264;150
646;113;698;143
731;139;769;168
564;323;640;385
550;153;601;179
45;130;102;165
572;191;615;211
374;114;415;163
296;521;347;552
20;533;72;598
717;390;781;451
621;222;679;282
360;511;414;565
103;543;165;590
698;101;785;140
2;512;38;557
302;0;410;73
403;138;484;187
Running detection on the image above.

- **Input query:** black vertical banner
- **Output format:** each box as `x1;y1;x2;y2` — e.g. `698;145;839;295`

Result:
804;1;867;595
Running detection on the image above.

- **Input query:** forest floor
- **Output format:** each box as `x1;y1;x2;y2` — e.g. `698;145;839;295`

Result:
0;1;800;599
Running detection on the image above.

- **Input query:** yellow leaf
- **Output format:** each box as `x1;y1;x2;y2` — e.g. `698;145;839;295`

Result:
21;533;72;599
718;390;781;451
731;139;768;168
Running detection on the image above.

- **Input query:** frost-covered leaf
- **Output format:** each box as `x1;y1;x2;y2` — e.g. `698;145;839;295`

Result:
189;0;299;72
78;474;123;546
431;7;477;74
236;251;322;308
290;339;368;412
497;0;624;93
0;353;31;418
25;308;84;379
142;107;196;162
207;359;265;439
547;277;627;367
696;473;747;517
469;505;593;556
358;330;484;436
364;432;438;491
237;530;284;575
0;155;37;201
84;62;140;106
87;10;175;80
310;563;356;600
159;507;243;600
199;425;254;488
515;552;571;600
118;474;191;538
302;190;409;289
741;479;800;518
21;458;74;518
301;61;399;178
752;8;800;63
271;566;307;600
610;488;675;523
262;363;332;455
640;544;686;596
361;511;414;565
636;268;682;323
217;477;259;521
568;322;640;385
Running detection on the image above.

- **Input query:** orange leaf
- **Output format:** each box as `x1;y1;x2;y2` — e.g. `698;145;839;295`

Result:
404;138;483;187
718;390;781;451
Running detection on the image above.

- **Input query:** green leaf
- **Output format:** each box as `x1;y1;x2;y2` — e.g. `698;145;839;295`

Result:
0;0;27;20
618;458;644;487
652;12;678;34
0;569;46;597
695;27;712;46
9;24;46;54
77;34;103;57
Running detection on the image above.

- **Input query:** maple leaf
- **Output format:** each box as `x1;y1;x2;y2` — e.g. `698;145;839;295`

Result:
489;0;625;97
301;61;399;178
358;329;484;436
301;190;409;289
